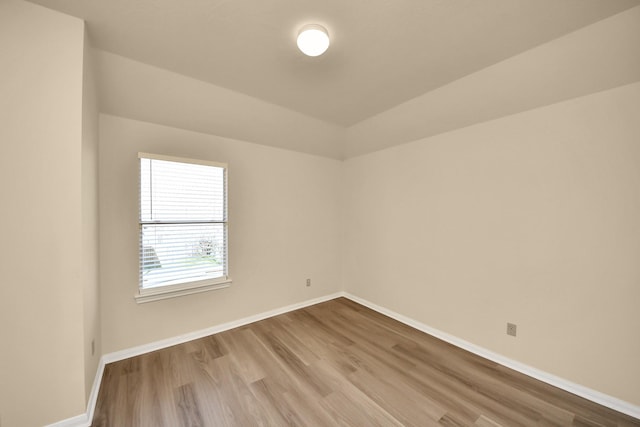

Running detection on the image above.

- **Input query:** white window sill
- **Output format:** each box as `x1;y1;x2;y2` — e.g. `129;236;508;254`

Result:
134;277;232;304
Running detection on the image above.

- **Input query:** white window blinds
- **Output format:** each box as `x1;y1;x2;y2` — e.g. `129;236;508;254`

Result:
139;153;228;290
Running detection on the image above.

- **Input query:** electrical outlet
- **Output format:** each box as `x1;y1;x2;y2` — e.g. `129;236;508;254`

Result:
507;323;517;337
306;278;311;287
91;339;95;356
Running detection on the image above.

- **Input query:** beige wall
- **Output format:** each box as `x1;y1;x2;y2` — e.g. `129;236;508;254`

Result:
0;1;87;425
99;114;343;353
2;1;638;423
346;6;640;158
95;50;345;160
82;33;101;402
343;82;640;406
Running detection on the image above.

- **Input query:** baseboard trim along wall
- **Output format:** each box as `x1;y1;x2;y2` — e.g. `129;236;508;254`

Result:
45;361;106;427
47;291;640;425
343;292;640;420
45;292;343;427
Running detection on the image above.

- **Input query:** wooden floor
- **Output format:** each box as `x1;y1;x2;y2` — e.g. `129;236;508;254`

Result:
92;298;639;426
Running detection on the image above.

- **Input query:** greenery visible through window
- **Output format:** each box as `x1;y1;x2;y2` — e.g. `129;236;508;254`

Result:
139;153;228;290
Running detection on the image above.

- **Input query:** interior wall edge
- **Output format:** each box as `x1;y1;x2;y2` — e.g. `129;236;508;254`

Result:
94;50;346;160
343;78;640;160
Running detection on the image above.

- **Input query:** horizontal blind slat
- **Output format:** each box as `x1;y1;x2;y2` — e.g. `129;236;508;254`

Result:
139;155;228;289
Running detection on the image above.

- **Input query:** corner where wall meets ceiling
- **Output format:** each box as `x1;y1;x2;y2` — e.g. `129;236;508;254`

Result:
27;0;640;159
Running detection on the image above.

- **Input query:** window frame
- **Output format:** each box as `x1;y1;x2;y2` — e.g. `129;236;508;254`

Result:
135;152;231;304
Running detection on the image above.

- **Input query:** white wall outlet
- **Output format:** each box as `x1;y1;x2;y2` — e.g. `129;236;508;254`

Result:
306;278;311;287
507;323;517;337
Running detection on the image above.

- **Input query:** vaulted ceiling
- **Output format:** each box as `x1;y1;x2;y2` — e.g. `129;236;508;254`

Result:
25;0;640;127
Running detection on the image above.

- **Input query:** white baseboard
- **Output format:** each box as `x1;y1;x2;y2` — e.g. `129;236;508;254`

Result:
343;292;640;420
48;291;639;425
44;358;105;427
44;413;90;427
102;292;344;364
46;292;343;426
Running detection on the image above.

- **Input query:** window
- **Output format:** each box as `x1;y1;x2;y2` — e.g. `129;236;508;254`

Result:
136;153;230;303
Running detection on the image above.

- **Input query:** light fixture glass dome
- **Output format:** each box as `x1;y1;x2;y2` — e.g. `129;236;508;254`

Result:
297;24;330;57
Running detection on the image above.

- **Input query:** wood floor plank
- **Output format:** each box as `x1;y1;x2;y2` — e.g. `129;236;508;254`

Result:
261;315;321;366
321;390;405;427
175;383;204;427
476;414;504;427
92;298;640;426
205;354;270;426
250;321;333;398
215;328;266;384
317;303;523;425
391;341;554;426
347;365;444;426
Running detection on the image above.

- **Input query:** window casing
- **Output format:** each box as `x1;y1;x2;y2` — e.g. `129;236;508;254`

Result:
136;153;230;303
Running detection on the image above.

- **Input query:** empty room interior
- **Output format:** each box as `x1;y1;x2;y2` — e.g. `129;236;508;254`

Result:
1;0;640;425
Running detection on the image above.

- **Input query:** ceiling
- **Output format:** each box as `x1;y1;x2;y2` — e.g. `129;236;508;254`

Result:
27;0;639;127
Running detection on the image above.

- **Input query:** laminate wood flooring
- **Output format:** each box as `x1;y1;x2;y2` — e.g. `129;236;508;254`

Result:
92;298;640;426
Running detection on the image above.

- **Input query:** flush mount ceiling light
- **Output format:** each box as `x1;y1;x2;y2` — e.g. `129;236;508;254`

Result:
297;24;330;57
